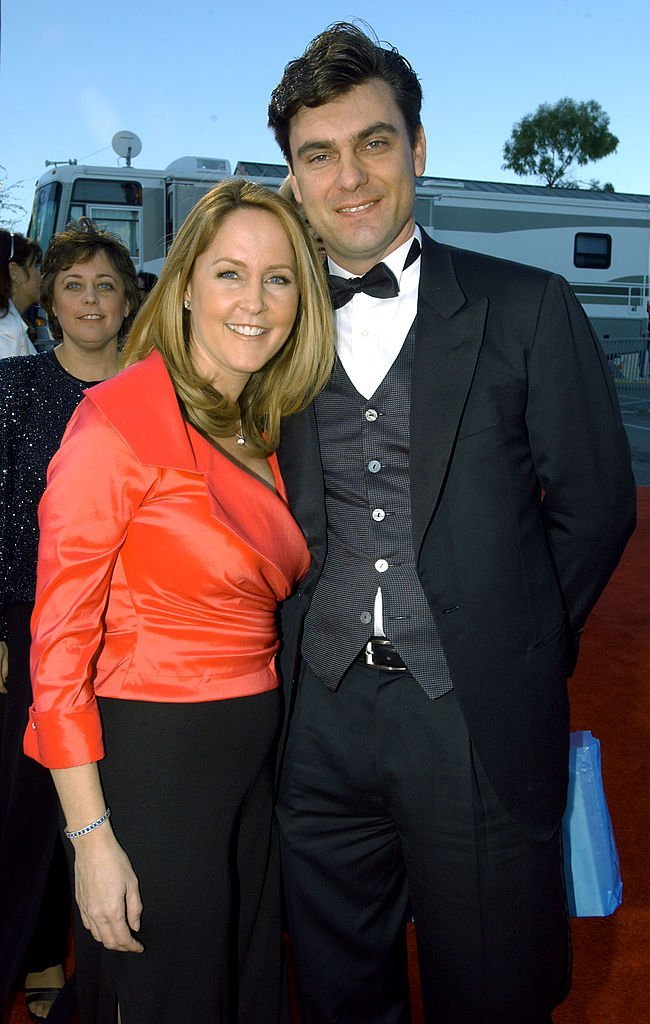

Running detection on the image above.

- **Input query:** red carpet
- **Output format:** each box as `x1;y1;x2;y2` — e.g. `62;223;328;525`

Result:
554;486;650;1023
5;491;649;1023
407;487;650;1023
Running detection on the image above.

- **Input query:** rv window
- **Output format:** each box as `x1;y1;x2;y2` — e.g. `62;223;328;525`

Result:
71;179;143;206
87;207;141;259
574;233;611;270
414;198;433;232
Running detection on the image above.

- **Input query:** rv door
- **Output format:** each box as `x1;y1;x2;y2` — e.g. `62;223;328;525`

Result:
166;181;215;249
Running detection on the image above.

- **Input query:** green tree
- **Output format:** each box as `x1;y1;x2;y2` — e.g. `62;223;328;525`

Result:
588;179;615;193
502;98;618;188
0;166;27;227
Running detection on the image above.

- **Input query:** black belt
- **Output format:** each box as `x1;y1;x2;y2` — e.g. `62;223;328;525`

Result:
358;637;407;672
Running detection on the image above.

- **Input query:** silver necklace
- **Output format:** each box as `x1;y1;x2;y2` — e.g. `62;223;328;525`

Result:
235;418;246;446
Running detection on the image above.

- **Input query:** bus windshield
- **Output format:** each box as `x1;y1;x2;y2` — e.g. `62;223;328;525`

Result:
28;181;61;252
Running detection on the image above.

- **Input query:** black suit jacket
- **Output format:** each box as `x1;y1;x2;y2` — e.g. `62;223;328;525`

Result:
277;232;636;840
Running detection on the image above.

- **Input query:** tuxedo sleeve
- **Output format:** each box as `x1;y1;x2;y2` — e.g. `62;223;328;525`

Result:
525;274;636;640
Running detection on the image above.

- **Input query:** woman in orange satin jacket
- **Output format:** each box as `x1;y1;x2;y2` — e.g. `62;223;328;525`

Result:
24;179;334;1024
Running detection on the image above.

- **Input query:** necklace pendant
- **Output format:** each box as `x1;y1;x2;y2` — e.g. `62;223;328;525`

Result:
236;415;246;446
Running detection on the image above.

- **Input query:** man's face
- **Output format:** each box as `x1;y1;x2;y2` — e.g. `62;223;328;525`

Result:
287;78;426;275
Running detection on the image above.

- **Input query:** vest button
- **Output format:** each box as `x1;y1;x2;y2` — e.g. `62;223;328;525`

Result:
372;508;386;521
374;558;389;573
368;460;381;473
365;408;378;422
360;611;372;624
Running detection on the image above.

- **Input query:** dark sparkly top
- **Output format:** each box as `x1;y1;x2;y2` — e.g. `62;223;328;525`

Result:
0;350;102;640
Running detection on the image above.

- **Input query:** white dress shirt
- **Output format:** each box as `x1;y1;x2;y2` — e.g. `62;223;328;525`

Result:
0;300;37;359
328;226;422;399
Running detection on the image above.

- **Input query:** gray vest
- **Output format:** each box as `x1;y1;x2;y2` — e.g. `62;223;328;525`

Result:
302;324;453;699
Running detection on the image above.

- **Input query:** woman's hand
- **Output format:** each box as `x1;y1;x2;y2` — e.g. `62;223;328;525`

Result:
73;829;144;953
50;763;143;951
0;641;8;693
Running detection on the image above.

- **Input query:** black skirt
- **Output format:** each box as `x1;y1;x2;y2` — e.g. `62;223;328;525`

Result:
72;690;287;1024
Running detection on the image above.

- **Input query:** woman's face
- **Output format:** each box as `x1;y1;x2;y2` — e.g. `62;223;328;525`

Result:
52;250;130;352
184;207;299;399
11;256;42;312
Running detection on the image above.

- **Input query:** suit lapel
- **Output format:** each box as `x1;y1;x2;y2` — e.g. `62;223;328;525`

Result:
277;404;327;584
279;235;488;568
410;235;488;555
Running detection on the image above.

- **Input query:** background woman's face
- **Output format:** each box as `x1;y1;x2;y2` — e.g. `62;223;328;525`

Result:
52;251;129;350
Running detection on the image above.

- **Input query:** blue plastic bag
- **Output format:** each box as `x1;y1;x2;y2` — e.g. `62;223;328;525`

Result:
562;730;623;917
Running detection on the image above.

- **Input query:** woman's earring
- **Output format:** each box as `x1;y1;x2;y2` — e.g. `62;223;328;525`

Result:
183;298;191;310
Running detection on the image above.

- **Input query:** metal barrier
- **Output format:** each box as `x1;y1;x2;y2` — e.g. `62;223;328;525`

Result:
601;338;650;405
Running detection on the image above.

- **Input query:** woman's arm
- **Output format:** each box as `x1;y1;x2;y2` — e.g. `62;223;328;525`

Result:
0;361;20;677
26;399;157;767
0;641;7;692
52;763;144;952
27;400;156;949
0;358;35;688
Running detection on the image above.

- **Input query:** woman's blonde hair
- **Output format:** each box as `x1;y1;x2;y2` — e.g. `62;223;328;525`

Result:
122;178;334;455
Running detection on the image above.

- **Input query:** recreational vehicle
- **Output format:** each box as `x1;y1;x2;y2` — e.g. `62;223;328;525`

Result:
28;146;650;361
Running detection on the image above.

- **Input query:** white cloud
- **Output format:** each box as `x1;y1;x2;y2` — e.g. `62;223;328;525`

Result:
78;89;123;149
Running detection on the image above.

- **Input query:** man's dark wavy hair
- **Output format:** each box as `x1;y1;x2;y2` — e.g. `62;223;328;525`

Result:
268;22;423;166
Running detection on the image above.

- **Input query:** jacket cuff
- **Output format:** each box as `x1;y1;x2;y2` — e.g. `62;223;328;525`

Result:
23;702;105;769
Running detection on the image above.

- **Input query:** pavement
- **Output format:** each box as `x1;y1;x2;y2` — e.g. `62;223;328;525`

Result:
619;398;650;485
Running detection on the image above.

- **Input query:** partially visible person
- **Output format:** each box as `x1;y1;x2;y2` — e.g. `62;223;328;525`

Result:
278;176;327;260
24;179;333;1024
22;303;41;347
136;270;158;294
0;218;139;1022
0;230;42;358
23;303;54;352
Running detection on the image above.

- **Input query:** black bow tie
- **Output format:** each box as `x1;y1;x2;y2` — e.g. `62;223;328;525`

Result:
328;262;398;309
327;238;421;310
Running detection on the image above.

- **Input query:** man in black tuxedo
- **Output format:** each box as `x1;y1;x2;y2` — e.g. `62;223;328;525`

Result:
268;23;635;1024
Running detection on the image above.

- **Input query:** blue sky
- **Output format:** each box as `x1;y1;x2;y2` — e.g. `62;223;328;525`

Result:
2;0;649;231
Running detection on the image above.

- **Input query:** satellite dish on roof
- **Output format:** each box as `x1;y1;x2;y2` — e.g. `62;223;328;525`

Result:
112;131;142;167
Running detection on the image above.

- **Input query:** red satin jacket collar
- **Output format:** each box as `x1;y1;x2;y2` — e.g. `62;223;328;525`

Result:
87;349;206;471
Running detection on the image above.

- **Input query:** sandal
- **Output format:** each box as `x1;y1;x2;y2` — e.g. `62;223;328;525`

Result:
24;986;63;1023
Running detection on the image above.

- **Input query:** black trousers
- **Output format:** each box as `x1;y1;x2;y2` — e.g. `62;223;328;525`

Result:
72;692;287;1024
0;602;70;1008
277;661;571;1024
